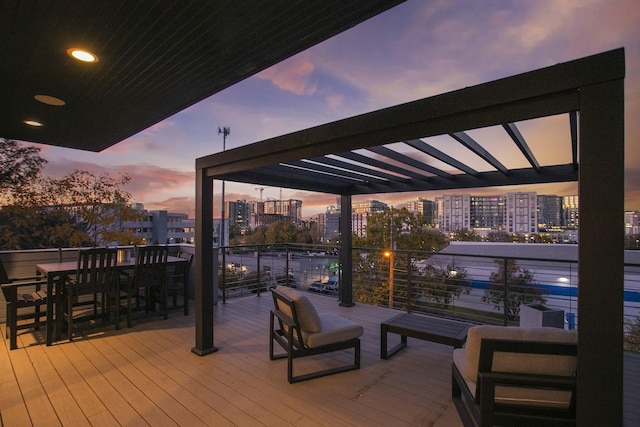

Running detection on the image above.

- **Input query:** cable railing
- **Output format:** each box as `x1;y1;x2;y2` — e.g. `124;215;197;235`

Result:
2;243;638;343
216;244;640;336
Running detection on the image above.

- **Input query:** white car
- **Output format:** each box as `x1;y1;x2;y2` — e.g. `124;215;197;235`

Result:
324;277;339;292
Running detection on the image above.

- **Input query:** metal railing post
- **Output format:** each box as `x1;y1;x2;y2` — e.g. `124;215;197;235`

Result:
221;245;226;304
285;244;290;287
256;245;262;296
406;251;412;313
502;257;509;325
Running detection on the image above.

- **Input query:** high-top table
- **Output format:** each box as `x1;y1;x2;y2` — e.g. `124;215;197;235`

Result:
37;256;186;346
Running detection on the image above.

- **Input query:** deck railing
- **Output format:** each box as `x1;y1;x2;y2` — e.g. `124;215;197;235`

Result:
214;243;640;335
2;243;639;343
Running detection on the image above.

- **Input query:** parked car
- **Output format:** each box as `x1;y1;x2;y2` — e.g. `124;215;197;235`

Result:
308;280;327;293
324;276;339;292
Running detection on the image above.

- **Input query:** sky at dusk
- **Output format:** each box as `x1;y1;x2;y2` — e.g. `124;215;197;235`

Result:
28;0;640;218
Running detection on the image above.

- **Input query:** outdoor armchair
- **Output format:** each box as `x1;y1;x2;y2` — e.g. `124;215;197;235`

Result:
269;285;363;383
167;251;193;315
1;258;48;350
126;245;169;323
452;325;578;426
61;247;119;341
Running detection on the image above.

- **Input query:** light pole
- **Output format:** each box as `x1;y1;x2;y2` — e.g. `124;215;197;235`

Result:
218;126;230;250
386;209;396;308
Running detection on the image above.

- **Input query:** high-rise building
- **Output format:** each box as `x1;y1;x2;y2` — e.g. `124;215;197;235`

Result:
403;197;436;224
563;195;579;228
353;200;387;213
317;205;341;241
537;195;563;230
229;198;302;229
436;194;471;232
625;211;640;236
225;200;251;230
470;195;506;230
121;209;196;244
506;192;538;234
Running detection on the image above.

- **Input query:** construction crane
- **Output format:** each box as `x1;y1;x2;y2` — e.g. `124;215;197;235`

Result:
255;187;264;202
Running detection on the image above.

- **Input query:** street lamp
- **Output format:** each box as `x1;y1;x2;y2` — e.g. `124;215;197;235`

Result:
386;209;396;308
384;249;394;308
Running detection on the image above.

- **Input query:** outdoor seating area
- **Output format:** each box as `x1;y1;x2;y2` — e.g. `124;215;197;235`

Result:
1;246;189;349
2;286;640;425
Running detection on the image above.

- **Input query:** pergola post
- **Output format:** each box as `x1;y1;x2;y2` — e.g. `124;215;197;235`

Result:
339;194;354;306
578;77;624;424
192;167;218;356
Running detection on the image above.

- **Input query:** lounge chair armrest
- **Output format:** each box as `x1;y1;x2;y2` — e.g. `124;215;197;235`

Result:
479;371;577;390
271;308;296;328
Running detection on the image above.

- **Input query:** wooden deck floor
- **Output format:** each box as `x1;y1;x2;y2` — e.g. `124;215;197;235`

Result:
2;292;639;426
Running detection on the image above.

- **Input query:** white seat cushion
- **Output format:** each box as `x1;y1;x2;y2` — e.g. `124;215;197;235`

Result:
302;313;364;348
275;286;323;333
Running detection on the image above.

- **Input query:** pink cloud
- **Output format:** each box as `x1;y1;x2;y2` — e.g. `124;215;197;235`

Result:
256;56;317;95
325;92;345;109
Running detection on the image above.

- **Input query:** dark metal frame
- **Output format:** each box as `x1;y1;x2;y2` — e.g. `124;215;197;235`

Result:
269;287;361;383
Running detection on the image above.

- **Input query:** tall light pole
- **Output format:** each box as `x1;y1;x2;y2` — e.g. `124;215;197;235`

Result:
218;126;230;250
385;208;396;308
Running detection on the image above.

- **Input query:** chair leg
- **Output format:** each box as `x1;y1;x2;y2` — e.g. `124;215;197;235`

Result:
8;300;17;350
183;286;189;316
68;296;74;342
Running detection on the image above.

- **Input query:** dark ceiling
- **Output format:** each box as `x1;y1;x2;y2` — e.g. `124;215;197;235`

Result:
0;0;404;152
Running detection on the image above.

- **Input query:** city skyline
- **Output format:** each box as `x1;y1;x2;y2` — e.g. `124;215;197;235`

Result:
21;0;640;217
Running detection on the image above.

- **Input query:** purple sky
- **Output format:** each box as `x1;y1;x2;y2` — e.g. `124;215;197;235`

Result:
31;0;640;218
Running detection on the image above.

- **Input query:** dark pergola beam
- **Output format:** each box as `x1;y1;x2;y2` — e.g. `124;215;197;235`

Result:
449;131;509;175
367;146;453;179
404;139;480;177
502;122;541;172
303;157;403;182
337;151;432;181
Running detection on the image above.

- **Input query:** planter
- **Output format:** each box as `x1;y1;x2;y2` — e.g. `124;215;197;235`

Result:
520;303;565;329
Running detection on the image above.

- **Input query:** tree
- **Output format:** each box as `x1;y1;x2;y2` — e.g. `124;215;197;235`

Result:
451;228;483;241
482;259;546;320
0;138;47;204
352;208;449;307
418;259;470;308
243;225;267;245
0;205;90;249
354;207;447;251
1;140;143;248
624;316;640;353
486;231;511;242
39;170;143;246
625;234;640;250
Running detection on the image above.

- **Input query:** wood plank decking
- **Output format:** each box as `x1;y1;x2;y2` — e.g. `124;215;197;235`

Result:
2;292;639;426
2;293;464;427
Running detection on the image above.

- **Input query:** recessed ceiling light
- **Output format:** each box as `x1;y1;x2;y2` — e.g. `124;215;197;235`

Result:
24;120;44;127
35;94;66;106
67;48;99;63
